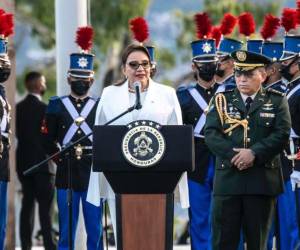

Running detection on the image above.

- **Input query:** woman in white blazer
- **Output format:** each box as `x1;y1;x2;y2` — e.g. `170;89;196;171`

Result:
87;44;189;240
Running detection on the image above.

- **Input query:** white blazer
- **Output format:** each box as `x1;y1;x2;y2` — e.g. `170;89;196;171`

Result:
87;79;189;208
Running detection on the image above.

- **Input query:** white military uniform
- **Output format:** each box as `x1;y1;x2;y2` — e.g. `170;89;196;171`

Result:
87;79;189;237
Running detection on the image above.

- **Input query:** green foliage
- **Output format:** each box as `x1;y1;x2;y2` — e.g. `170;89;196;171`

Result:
91;0;150;53
16;0;55;49
156;47;176;70
16;0;150;51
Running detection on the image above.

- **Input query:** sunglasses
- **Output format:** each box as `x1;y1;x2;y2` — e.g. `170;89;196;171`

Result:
127;60;151;70
234;70;255;78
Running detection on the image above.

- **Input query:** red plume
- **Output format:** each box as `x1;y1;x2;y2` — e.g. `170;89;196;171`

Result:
75;26;94;51
238;12;255;37
211;26;222;47
296;1;300;25
220;13;237;36
129;17;149;43
281;8;297;33
194;12;212;39
0;9;5;16
260;14;280;40
0;12;14;37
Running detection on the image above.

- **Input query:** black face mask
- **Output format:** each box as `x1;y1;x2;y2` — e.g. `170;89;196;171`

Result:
195;62;217;82
215;64;225;78
70;80;90;96
0;68;11;83
280;58;298;82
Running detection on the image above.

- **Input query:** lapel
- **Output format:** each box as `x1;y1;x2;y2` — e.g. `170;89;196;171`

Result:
231;88;246;113
108;81;133;124
137;79;156;120
248;88;266;115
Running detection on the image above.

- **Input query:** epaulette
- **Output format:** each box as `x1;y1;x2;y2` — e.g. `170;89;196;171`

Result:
47;96;63;114
267;88;285;97
49;96;60;101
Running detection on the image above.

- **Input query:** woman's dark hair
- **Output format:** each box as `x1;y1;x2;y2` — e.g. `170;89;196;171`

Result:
115;44;151;86
121;44;151;66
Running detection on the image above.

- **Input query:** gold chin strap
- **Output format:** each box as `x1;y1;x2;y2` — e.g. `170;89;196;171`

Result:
215;93;249;148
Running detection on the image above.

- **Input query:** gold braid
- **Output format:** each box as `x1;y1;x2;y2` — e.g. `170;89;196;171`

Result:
215;93;249;148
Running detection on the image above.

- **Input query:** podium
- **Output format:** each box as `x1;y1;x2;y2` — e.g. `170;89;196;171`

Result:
93;122;194;250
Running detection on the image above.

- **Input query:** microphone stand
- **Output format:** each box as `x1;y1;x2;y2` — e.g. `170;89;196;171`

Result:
24;101;142;250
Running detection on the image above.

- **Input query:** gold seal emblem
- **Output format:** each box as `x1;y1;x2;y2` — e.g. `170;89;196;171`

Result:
122;120;166;168
236;51;247;62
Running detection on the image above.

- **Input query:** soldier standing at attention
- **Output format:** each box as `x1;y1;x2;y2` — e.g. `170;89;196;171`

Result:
0;9;13;250
177;12;219;250
205;50;291;250
41;27;103;250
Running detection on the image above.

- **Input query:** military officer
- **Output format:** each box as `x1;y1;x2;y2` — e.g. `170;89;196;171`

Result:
0;10;13;250
215;37;243;90
205;50;291;250
41;27;103;250
177;37;220;250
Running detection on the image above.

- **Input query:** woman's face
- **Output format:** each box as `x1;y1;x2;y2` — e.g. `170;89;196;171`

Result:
123;51;151;87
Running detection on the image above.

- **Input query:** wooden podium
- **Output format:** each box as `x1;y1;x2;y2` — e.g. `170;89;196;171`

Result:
93;124;194;250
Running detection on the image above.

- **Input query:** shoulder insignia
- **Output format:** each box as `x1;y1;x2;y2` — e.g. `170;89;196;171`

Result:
267;88;285;97
49;96;59;101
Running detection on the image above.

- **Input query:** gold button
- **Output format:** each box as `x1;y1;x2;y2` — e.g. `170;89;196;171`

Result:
62;125;65;129
266;122;270;126
221;164;224;168
246;115;250;119
247;138;251;142
77;130;82;134
77;103;81;108
247;127;250;131
195;117;198;120
208;91;211;95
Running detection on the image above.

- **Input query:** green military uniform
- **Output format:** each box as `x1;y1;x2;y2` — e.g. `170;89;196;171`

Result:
204;50;291;250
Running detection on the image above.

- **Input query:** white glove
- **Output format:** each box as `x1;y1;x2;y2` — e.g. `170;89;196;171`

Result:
290;170;300;191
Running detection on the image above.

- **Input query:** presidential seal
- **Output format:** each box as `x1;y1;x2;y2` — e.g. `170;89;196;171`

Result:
122;120;166;168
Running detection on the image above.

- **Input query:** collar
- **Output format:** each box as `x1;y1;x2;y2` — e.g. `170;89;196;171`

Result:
265;79;283;89
216;74;234;84
29;93;42;101
289;75;300;87
240;92;258;103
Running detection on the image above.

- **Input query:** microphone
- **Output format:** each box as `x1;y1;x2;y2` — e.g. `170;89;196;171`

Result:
133;81;142;110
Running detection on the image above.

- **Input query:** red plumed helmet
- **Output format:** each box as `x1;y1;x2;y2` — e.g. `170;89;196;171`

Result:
129;17;149;43
281;8;297;33
75;26;94;51
211;26;222;47
260;14;280;40
238;12;255;37
220;13;237;36
0;11;14;38
194;12;212;39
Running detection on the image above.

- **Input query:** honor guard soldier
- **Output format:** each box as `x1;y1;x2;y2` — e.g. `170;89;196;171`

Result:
177;12;219;250
215;13;242;90
262;41;286;92
280;34;300;244
260;14;286;93
0;9;13;250
205;50;291;250
41;27;103;250
216;38;243;90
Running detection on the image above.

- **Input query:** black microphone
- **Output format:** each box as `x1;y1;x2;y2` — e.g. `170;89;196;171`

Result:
134;81;142;110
